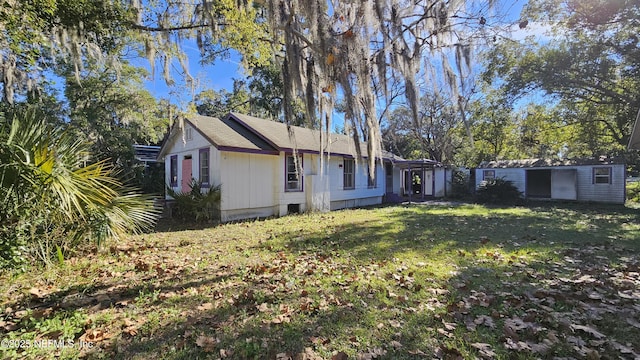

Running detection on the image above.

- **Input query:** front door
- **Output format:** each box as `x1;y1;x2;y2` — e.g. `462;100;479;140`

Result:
424;170;433;196
181;157;192;192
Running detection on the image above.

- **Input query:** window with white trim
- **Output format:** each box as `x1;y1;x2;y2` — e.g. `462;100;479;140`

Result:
185;127;193;141
199;148;210;186
286;155;302;191
593;167;611;184
170;155;178;187
483;170;495;180
344;159;355;189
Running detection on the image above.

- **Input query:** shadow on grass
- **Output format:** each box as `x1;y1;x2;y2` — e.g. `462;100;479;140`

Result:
268;202;639;265
6;202;639;360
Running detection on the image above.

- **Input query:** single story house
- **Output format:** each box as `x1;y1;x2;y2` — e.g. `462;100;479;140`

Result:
158;112;451;221
474;158;626;204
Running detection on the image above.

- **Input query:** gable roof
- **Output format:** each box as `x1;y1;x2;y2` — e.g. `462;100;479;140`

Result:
229;112;372;157
159;112;403;160
189;115;278;153
478;157;625;169
158;115;278;159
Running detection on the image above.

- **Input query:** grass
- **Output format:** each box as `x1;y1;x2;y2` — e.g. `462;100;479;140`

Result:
1;202;639;359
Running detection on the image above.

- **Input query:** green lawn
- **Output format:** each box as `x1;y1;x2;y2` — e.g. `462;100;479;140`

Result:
1;203;639;359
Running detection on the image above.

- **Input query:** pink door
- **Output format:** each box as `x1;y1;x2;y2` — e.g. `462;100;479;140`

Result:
181;158;192;192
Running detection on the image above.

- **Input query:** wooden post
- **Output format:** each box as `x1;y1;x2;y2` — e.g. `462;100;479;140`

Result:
408;165;412;204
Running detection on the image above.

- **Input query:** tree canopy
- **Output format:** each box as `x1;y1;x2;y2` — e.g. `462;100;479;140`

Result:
483;0;640;157
1;0;638;173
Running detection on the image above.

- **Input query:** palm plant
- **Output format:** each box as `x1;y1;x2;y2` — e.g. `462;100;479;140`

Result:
0;108;160;267
166;179;221;222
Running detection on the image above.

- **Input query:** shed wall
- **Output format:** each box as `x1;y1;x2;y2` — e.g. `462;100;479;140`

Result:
475;165;625;204
575;165;625;204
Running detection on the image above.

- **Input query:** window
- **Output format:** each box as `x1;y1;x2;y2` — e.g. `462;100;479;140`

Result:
185;127;193;141
593;167;611;184
170;155;178;187
199;148;210;186
286;155;302;191
367;164;377;188
343;158;355;189
483;170;495;180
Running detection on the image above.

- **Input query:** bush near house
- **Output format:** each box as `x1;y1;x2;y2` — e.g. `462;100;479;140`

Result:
627;181;640;203
476;178;523;205
0;108;159;269
449;168;472;200
166;180;221;222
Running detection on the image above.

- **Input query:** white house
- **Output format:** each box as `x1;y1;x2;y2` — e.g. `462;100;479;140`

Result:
475;158;626;204
159;113;452;222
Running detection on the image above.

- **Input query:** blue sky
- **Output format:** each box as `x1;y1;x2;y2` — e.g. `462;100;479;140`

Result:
140;0;534;115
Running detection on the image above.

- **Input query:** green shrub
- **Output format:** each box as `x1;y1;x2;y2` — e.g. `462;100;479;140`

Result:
449;169;471;199
0;108;160;268
476;178;523;205
627;181;640;203
166;180;221;222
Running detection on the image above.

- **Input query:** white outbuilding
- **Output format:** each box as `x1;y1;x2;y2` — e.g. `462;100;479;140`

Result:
475;158;626;204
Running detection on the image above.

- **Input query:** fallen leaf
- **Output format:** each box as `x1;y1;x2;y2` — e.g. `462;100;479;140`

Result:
571;324;605;339
81;328;110;343
220;348;234;358
527;340;553;354
610;340;638;356
29;287;45;299
195;335;217;353
442;320;457;331
197;302;214;311
503;338;530;351
471;343;496;359
474;315;495;328
626;317;640;329
331;351;348;360
356;348;387;360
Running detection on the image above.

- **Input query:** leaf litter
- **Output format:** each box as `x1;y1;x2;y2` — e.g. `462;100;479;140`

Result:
0;204;638;359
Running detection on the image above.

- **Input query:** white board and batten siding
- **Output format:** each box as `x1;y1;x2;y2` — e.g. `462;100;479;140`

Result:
219;152;279;222
433;168;452;197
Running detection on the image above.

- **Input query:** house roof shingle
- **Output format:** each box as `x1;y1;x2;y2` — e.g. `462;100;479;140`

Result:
229;112;372;157
189;115;277;153
160;112;404;161
478;157;625;169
